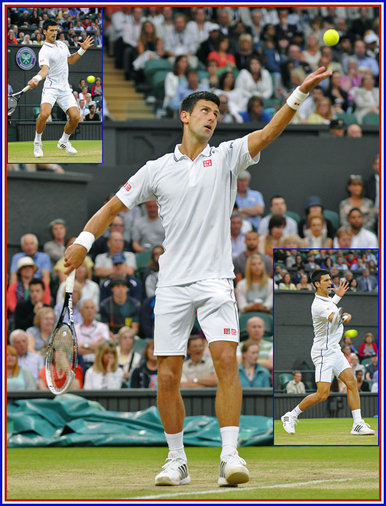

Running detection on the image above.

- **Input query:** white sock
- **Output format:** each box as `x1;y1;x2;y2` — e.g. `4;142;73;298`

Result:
220;426;239;459
34;132;42;143
165;431;186;461
352;409;362;424
60;132;70;143
291;405;302;418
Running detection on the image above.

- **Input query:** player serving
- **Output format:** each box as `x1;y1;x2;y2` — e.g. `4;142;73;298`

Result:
64;67;331;487
27;20;93;158
281;270;375;436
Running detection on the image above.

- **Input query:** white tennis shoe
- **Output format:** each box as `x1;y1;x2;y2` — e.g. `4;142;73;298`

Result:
155;457;190;486
34;142;43;158
57;140;77;154
218;453;250;487
281;412;297;434
350;421;375;435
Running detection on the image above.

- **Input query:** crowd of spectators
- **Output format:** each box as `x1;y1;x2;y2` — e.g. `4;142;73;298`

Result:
104;6;379;124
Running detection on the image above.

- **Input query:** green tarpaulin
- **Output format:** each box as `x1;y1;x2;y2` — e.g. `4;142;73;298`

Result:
7;394;272;448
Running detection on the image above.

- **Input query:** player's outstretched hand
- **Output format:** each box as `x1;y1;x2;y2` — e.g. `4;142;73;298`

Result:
80;36;94;51
64;244;87;275
331;279;350;297
299;66;333;94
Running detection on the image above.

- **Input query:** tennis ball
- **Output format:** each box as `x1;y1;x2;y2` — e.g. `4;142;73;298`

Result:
87;75;96;83
345;329;358;338
323;29;340;46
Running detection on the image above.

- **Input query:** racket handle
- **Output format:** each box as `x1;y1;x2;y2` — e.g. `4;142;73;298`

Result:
22;85;31;93
65;270;76;293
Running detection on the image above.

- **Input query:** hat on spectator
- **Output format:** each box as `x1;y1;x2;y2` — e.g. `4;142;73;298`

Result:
17;256;38;273
49;218;66;228
329;118;345;130
110;276;128;287
364;32;378;44
208;23;220;32
111;253;126;265
305;195;324;211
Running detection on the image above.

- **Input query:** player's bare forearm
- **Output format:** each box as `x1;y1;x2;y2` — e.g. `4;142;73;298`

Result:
68;36;94;64
27;65;49;88
247;66;332;158
68;52;82;65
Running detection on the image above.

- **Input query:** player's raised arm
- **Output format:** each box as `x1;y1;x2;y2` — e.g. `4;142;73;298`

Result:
27;65;49;89
247;67;332;159
68;36;94;65
64;196;127;274
331;279;350;298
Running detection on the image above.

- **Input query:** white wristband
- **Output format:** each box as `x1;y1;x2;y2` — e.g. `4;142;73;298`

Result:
286;86;309;110
331;295;342;304
77;48;86;56
33;74;42;82
74;231;95;252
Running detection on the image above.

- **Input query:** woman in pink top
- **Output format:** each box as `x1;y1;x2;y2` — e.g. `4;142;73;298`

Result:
208;35;236;69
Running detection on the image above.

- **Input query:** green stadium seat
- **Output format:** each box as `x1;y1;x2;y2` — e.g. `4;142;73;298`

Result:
151;70;170;100
360;358;373;367
263;98;280;109
336;112;358;125
239;312;273;340
144;59;172;84
133;336;148;356
135;250;151;270
362;113;379;126
197;70;209;81
93;95;102;103
279;373;293;391
32;106;40;119
323;209;340;231
285;210;301;224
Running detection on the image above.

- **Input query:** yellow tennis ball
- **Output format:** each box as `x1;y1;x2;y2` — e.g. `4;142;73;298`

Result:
323;29;340;46
345;329;358;338
87;75;96;83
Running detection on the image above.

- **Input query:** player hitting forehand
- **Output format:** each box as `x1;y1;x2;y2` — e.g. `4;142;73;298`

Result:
27;20;93;158
281;270;375;436
64;67;332;487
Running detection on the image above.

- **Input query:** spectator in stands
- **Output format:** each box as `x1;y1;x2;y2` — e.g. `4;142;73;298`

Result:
333;253;349;273
213;70;246;117
169;69;209;112
13;279;51;332
9;329;44;382
355;369;370;392
258;215;286;257
207;34;236;69
144;245;164;298
116;326;142;387
95;231;136;280
329;118;346;137
249;9;263;46
120;7;144;79
7;345;37;391
132;20;163;82
326;70;350;113
79;85;89;101
296;273;313;291
365;153;379;221
333;225;353;249
347;124;363;137
240;96;271;123
230;212;246;259
350;353;365;377
8;29;18;44
235;33;253;71
340;58;362;99
43;218;67;268
238;340;270;388
180;335;217;388
237;316;272;371
215;8;232;36
280;44;311;91
347;208;378;248
132;200;165;253
216;94;243;123
21;34;32;45
75;299;109;371
7;257;51;317
306;96;334;124
9;233;51;286
84;340;124;389
197;23;221;64
186;7;212;53
163;55;188;111
236;170;265;231
358;332;378;362
302;34;321;71
84;103;100;121
345;39;379;78
29;8;40;26
298;195;335;241
100;277;140;337
235;55;273;100
203;59;220;90
236;254;273;314
278;272;296;290
163;13;196;65
90;214;132;261
26;306;56;354
286;370;306;394
78;98;89;121
357;268;378;292
130;339;158;388
233;231;272;284
259;196;298;237
351;73;379;124
296;85;324;123
274;7;297;42
54;281;82;325
365;354;378;381
99;253;142;303
303;213;332;248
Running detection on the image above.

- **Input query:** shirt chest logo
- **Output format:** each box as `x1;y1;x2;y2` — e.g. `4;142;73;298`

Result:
203;159;212;167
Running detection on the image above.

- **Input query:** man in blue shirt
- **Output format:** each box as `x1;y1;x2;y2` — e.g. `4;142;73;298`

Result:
9;233;52;286
235;170;265;231
169;69;209;111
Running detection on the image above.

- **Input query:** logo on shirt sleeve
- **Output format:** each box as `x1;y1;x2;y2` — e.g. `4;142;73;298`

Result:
224;328;237;335
123;182;132;191
203;160;212;167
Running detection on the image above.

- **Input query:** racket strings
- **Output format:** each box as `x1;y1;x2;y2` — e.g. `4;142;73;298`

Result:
48;325;76;392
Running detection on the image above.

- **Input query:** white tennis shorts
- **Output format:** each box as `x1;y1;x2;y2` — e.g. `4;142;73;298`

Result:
153;278;239;356
311;345;351;383
41;87;78;113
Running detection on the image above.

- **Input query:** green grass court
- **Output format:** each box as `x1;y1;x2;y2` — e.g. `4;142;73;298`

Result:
7;140;102;163
7;445;379;501
274;417;379;446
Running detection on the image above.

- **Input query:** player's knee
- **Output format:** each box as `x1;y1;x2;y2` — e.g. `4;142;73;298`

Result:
70;110;80;123
345;377;357;391
318;390;329;401
212;348;237;379
158;367;180;391
39;111;50;121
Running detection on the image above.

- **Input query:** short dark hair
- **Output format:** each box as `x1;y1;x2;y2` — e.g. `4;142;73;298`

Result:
187;335;203;348
43;19;57;31
247;96;263;114
268;214;286;231
180;91;220;115
348;207;362;217
311;269;330;288
219;71;235;91
29;278;45;290
270;195;285;205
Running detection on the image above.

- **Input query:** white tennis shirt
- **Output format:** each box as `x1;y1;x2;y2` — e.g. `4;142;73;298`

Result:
39;41;71;91
311;294;343;350
116;135;260;287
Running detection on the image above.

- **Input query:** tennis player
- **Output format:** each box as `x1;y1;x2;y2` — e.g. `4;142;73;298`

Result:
64;67;332;487
281;269;375;436
27;20;93;158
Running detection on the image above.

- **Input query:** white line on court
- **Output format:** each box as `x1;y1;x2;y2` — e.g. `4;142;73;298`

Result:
131;477;358;500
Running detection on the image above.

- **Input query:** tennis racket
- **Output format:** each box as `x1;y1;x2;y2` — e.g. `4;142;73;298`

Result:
45;270;78;395
8;85;30;116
